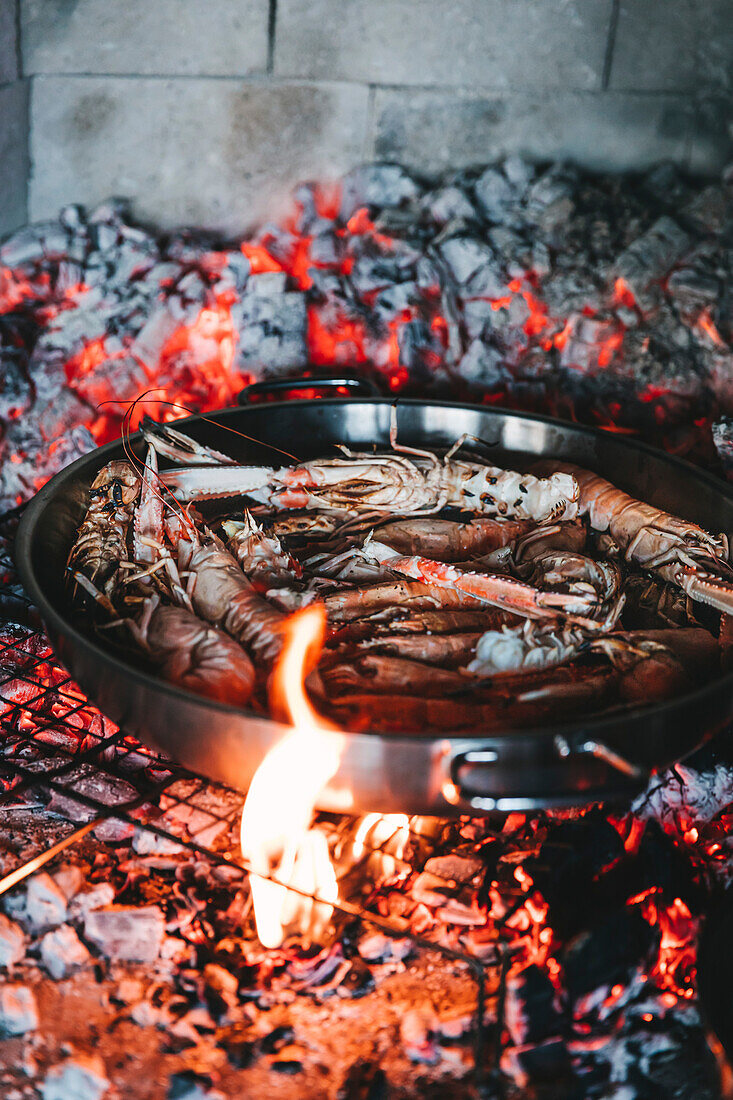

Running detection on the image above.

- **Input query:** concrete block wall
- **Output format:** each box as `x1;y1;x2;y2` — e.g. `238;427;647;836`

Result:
0;0;29;235
5;0;733;234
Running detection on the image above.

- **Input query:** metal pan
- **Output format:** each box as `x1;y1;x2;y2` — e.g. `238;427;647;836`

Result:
15;384;733;815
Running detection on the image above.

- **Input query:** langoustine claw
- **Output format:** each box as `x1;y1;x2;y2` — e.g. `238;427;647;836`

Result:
361;541;623;631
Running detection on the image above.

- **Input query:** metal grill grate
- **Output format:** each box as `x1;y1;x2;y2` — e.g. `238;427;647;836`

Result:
0;504;508;1093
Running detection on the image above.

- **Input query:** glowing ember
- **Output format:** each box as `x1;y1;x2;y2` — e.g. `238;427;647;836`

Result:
239;605;349;949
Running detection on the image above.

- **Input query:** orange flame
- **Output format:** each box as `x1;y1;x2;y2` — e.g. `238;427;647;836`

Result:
239;606;349;949
697;308;725;347
613;277;637;311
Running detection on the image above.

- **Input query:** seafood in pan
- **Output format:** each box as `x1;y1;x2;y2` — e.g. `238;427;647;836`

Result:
66;416;730;734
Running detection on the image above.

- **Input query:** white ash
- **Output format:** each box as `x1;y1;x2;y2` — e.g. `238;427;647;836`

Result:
68;884;115;921
112;978;144;1006
26;872;68;932
40;1052;110;1100
0;913;26;967
40;924;91;980
400;1008;439;1065
0;984;38;1036
131;826;185;856
422;854;483;885
52;865;84;902
83;905;165;962
634;764;733;830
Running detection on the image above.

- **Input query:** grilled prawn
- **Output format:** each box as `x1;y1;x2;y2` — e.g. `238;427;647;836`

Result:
67;460;141;606
545;463;733;615
143;417;579;523
131;596;255;705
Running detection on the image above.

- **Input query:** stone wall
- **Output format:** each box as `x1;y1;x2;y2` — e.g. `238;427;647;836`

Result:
6;0;733;234
0;0;28;235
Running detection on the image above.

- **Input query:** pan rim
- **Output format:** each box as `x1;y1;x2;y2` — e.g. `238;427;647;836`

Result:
14;395;733;749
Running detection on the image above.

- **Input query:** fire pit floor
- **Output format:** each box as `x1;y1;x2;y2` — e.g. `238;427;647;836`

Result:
0;814;488;1100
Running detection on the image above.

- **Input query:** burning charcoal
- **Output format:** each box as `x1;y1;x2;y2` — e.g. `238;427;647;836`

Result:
562;907;659;1000
505;964;561;1046
222;1034;255;1070
474;166;522;226
338;958;375;999
0;913;25;967
435;237;504;297
203;963;239;1017
683;186;731;236
132;827;184;856
0;225;47;268
500;1038;571;1090
349;239;420;296
40;1053;110;1100
525;167;577;235
373;281;416;321
261;1025;295;1054
559;313;621;374
644;1031;721;1100
130;306;182;365
26;872;68;931
422;185;479;226
356;931;393;962
613;217;691;313
524;813;624;938
667;267;720;308
634;763;733;832
309;229;345;268
503;155;535;193
400;1009;439;1065
423;854;483;884
338;1061;388;1100
713;417;733;480
40;924;91;980
58;204;85;234
0;985;38;1036
0;352;32;423
84;905;165;962
167;1073;224;1100
339;164;420;221
234;290;307;376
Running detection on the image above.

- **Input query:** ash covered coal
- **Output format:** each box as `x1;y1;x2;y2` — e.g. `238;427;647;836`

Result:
1;160;732;513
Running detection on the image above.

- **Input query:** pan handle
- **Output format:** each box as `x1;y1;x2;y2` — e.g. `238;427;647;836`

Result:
447;736;650;813
553;734;650;784
238;373;380;404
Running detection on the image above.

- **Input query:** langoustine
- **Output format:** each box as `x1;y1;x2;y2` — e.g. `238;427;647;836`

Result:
542;461;733;615
144;416;580;522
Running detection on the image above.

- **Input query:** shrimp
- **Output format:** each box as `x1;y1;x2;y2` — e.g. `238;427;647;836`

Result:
130;595;255;705
67;460;141;606
543;462;733;615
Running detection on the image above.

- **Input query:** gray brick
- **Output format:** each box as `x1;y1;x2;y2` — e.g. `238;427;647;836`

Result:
0;0;18;83
371;89;693;175
21;0;268;77
275;0;612;91
29;77;369;234
0;81;28;237
696;1;733;93
609;0;695;92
